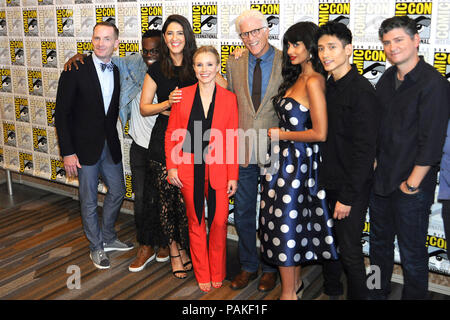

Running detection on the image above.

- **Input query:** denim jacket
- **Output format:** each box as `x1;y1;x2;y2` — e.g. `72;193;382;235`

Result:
111;54;147;130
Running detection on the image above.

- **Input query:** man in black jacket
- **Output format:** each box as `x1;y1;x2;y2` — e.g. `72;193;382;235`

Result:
55;22;133;270
317;22;380;300
370;16;448;300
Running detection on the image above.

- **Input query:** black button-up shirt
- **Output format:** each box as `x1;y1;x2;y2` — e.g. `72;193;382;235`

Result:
319;65;380;205
373;57;450;196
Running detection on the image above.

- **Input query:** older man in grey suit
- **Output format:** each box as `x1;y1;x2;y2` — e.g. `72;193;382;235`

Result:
226;9;283;292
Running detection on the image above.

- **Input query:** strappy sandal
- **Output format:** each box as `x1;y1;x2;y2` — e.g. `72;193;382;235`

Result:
212;281;222;289
170;254;187;279
178;248;193;272
296;281;305;299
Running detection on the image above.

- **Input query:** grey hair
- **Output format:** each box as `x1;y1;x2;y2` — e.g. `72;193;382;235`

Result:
235;9;268;34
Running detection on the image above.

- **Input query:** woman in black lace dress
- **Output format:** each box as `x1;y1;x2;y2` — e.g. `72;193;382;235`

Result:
139;15;197;279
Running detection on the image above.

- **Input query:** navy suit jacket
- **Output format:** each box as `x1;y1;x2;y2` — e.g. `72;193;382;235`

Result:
55;55;121;165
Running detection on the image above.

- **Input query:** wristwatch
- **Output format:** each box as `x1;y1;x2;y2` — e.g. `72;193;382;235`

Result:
405;181;418;192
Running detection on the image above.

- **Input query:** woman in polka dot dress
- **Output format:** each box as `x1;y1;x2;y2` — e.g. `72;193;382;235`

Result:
259;21;338;300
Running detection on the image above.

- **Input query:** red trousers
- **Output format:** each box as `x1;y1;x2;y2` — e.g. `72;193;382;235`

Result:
180;163;229;284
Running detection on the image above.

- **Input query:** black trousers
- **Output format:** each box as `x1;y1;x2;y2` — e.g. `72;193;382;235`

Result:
440;200;450;260
322;182;371;299
130;141;158;246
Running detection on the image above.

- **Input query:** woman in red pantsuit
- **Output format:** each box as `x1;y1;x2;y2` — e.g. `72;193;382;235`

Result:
165;46;239;292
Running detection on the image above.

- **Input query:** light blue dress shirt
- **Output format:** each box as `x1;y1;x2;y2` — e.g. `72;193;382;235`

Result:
248;45;275;104
92;53;114;114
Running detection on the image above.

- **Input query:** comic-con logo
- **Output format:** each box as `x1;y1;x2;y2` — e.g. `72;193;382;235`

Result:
3;122;16;147
23;9;39;37
221;43;245;76
0;68;12;93
46;100;56;127
251;2;280;40
41;40;57;68
140;5;163;34
56;8;74;37
395;1;432;44
192;3;218;39
51;158;66;181
28;70;43;96
434;51;450;80
435;1;450;44
319;0;350;26
353;48;386;86
96;6;115;24
77;41;93;55
15;97;29;122
19;152;33;173
10;40;24;66
33;127;47;153
0;11;7;37
6;0;20;6
125;173;133;199
119;41;139;57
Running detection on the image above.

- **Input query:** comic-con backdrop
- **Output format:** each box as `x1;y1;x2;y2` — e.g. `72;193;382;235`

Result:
0;0;449;275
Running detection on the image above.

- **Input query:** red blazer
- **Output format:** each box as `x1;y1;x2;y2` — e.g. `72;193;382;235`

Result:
165;83;239;190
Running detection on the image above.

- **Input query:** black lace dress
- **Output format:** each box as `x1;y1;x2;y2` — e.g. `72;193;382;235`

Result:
143;61;196;249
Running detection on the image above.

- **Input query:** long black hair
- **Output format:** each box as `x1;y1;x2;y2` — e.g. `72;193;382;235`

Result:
272;21;325;107
160;15;197;83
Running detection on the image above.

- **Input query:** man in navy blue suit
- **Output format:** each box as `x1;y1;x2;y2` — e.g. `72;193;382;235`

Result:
55;22;133;269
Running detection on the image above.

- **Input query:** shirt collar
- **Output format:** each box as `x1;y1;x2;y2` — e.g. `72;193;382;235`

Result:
327;64;358;91
92;52;112;67
390;56;425;84
249;45;274;63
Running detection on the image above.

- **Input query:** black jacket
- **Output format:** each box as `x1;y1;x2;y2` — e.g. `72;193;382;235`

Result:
373;57;449;196
55;55;121;165
319;65;380;205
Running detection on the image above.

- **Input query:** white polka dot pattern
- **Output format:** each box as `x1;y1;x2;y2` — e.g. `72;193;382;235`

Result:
259;97;338;266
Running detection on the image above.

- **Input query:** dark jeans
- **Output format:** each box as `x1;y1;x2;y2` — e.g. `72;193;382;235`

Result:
440;200;450;260
234;165;277;273
322;183;371;299
369;188;434;300
130;141;155;246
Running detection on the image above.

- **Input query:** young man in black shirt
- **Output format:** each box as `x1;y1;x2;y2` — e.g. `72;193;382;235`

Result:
370;16;449;300
317;22;380;300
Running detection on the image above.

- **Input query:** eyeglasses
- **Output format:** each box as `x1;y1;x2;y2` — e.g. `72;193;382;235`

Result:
141;48;160;56
239;27;266;39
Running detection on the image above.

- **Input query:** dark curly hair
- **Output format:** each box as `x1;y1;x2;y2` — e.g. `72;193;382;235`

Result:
272;21;325;108
160;15;197;83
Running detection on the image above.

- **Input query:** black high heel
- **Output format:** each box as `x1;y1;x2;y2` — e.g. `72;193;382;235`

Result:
296;281;305;299
178;248;193;272
170;254;187;279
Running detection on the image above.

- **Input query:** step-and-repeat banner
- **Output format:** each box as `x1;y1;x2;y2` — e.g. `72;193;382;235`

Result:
0;0;449;275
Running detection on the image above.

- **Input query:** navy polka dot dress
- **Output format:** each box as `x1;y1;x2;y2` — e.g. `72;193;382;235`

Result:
259;97;338;266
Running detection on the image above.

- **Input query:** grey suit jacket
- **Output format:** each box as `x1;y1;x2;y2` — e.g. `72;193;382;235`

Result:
226;46;283;167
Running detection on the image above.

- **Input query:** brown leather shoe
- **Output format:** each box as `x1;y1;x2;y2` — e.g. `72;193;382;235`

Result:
257;272;277;292
230;270;258;290
156;246;170;262
128;245;155;272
